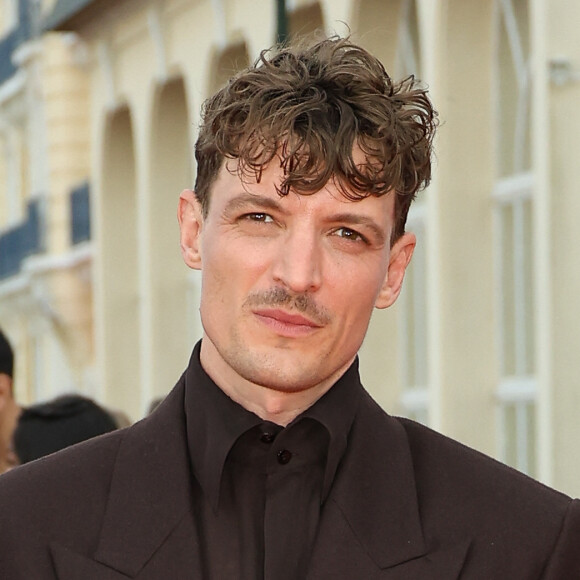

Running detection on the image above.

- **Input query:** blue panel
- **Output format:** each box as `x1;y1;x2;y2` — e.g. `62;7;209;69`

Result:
70;182;91;245
0;199;45;281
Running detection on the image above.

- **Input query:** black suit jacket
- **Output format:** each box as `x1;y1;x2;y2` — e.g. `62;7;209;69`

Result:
0;366;579;579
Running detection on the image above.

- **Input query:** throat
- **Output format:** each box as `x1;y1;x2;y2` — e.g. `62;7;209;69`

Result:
233;386;313;427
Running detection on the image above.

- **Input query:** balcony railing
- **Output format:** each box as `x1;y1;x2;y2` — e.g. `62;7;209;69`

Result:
0;198;45;280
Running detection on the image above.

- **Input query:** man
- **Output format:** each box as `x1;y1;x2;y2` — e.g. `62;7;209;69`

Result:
0;328;20;473
0;36;578;579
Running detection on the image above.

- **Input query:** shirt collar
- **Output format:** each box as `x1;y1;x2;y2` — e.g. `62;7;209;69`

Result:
297;357;362;500
184;341;363;510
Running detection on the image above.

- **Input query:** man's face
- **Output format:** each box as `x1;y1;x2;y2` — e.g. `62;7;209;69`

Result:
178;159;415;395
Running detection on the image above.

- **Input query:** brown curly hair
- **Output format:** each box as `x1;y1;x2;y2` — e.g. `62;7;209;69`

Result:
194;36;438;242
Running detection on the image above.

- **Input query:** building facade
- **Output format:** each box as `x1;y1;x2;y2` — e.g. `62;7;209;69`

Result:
1;0;579;497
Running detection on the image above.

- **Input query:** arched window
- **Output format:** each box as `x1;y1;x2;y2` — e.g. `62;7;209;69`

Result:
493;0;536;476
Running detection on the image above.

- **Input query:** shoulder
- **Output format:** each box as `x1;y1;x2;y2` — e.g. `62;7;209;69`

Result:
352;394;578;572
0;381;186;536
397;415;570;507
0;427;125;525
0;428;126;576
358;391;571;510
395;417;580;577
0;382;188;577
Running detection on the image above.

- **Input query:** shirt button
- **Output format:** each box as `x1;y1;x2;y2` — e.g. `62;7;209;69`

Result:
277;449;292;465
260;432;275;444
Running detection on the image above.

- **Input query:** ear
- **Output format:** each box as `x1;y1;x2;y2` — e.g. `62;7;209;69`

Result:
375;232;416;309
177;189;204;270
0;374;12;413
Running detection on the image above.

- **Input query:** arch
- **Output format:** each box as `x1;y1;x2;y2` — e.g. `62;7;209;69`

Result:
100;106;140;416
148;76;192;397
208;41;250;95
350;0;403;72
288;2;324;40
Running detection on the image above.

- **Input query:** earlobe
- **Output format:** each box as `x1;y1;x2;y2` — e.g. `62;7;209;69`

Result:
177;189;203;270
375;232;416;309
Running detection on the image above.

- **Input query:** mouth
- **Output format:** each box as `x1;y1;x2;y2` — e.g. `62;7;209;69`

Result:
253;308;323;338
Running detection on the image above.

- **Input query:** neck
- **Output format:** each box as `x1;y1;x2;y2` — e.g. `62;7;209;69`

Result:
199;337;350;426
222;388;321;427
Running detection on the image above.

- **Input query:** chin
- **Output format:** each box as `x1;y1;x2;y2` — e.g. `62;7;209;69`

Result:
241;365;314;392
233;352;322;393
210;327;338;392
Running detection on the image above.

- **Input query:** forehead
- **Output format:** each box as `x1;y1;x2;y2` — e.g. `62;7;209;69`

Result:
214;157;395;222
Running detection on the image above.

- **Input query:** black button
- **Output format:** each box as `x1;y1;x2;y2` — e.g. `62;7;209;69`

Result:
277;449;292;465
260;432;275;444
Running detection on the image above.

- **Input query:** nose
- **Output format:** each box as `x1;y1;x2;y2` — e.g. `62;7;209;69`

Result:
271;227;323;294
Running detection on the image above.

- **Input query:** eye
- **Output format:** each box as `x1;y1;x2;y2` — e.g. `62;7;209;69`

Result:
333;227;368;244
242;212;275;223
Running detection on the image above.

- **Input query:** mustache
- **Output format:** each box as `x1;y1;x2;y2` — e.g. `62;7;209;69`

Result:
245;288;332;325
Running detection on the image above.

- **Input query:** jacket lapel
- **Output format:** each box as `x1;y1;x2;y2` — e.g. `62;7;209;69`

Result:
52;377;204;579
95;378;201;577
50;543;130;580
308;392;471;579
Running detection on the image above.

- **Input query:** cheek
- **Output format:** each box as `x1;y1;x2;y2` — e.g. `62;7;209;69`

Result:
325;279;379;345
200;237;271;303
206;231;273;270
329;261;387;312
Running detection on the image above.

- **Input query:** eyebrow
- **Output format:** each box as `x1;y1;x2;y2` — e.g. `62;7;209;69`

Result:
223;193;288;217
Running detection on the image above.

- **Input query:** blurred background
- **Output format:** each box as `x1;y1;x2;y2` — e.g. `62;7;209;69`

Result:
0;0;579;495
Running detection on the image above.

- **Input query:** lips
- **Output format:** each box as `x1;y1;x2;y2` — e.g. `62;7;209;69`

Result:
252;308;324;339
253;309;321;328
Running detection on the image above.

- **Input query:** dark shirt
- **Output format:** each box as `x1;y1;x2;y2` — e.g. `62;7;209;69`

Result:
184;342;362;580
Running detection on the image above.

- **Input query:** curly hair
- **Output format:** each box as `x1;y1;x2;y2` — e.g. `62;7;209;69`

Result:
194;36;438;242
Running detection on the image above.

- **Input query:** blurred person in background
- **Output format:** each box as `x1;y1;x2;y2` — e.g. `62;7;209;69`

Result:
107;407;133;429
11;394;118;466
0;329;21;473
